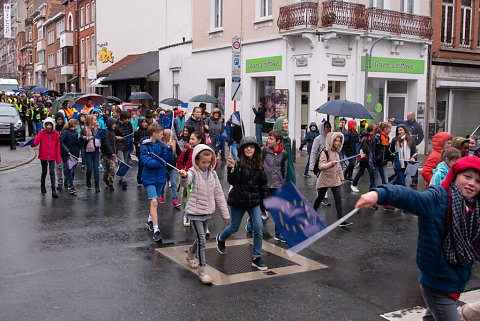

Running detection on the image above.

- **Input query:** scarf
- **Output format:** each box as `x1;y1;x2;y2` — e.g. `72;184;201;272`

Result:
396;135;411;169
273;117;289;140
380;132;389;146
442;183;480;265
270;143;284;154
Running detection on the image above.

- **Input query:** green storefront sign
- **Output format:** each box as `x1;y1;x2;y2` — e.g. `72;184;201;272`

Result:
361;56;425;74
246;56;282;73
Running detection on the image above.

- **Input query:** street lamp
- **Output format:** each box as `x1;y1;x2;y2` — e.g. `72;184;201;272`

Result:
363;36;391;108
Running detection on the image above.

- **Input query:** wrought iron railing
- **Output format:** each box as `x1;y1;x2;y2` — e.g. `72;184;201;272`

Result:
277;1;319;30
366;8;432;39
321;0;366;29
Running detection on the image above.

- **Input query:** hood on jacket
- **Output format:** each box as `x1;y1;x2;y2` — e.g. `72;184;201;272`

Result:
191;144;216;170
433;161;450;177
105;117;117;130
54;112;65;121
326;132;344;152
43;117;55;128
238;136;261;157
309;122;318;132
360;130;370;138
441;156;480;192
432;132;452;152
319;120;331;138
91;108;101;115
395;124;409;136
348;121;357;131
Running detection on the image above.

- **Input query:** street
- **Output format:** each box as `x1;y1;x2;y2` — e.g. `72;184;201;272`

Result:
2;151;480;320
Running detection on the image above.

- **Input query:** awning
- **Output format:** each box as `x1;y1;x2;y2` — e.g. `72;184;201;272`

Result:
67;76;78;83
102;51;158;82
87;77;108;88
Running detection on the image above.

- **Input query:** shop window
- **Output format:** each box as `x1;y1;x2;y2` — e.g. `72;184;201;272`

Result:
441;0;454;46
460;0;472;48
366;79;385;124
210;79;225;114
257;77;276;123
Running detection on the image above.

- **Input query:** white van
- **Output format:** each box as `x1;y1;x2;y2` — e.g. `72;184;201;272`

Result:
0;78;19;95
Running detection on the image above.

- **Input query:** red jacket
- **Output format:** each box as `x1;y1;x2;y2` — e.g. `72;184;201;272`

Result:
176;147;193;171
422;132;451;187
33;129;61;163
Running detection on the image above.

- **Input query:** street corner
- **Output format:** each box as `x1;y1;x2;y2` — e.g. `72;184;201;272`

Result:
0;145;37;172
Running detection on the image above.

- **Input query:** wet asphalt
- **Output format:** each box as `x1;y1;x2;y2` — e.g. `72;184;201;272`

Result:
1;153;480;321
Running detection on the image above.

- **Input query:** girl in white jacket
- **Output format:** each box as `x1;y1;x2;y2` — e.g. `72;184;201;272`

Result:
178;144;230;284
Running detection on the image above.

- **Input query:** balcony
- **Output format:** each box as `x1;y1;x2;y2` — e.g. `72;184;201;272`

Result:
37;39;46;51
61;65;73;75
277;0;432;39
60;31;73;48
36;63;46;72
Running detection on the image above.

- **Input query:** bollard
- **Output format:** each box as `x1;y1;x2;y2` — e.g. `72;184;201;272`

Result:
292;139;296;163
10;123;16;150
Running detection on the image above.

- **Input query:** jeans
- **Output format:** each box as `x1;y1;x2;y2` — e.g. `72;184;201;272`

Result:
343;156;356;179
304;154;311;176
56;162;64;187
137;160;144;181
190;219;209;267
85;149;100;183
393;168;406;186
230;142;239;161
220;205;263;258
420;284;461;321
66;164;76;188
161;168;178;200
372;164;388;187
80;145;86;166
40;160;56;189
314;186;344;219
352;162;375;190
255;123;263;145
116;149;129;185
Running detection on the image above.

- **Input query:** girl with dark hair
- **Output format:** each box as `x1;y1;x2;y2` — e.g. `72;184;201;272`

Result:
389;124;417;187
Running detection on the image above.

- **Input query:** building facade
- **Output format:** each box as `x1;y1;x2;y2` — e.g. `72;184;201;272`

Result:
0;0;23;80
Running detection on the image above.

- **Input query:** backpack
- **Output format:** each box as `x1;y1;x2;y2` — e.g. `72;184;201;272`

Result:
313;147;329;177
262;147;288;179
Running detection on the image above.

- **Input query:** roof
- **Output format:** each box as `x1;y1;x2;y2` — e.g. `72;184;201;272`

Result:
158;39;192;50
97;53;146;77
102;51;159;82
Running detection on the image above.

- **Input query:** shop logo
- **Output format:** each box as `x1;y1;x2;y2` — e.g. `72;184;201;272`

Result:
362;56;424;74
246;56;282;73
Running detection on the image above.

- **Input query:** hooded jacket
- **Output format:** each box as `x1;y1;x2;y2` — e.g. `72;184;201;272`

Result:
343;121;360;156
374;156;480;294
185;115;206;135
309;121;330;171
54;112;65;134
33;118;61;163
429;161;450;187
179;144;229;219
316;132;344;189
422;132;452;187
227;136;268;208
262;145;287;189
115;120;133;151
101;118;117;156
205;115;225;150
139;138;174;186
299;122;319;154
60;127;81;160
91;108;105;129
358;130;372;163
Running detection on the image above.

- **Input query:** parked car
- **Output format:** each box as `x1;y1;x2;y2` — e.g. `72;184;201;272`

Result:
0;103;25;141
0;78;19;96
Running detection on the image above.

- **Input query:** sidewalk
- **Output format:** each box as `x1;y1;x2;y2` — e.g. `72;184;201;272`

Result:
0;145;37;172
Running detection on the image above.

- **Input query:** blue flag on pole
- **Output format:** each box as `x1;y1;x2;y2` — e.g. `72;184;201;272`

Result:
405;161;420;176
64;155;79;169
264;183;327;249
124;133;134;151
394;152;402;169
94;129;106;140
116;159;131;176
158;113;174;130
181;103;188;109
209;131;225;151
20;138;35;147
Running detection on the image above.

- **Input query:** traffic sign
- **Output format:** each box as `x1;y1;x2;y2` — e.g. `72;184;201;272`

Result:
232;53;241;77
232;36;241;53
232;82;241;101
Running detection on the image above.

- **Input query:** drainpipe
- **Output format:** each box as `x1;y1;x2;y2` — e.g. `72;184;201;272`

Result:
76;0;80;92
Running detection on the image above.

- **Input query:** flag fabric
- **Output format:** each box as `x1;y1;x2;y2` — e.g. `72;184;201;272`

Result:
209;131;225;151
94;129;106;140
116;159;131;177
405;161;420;176
20;138;35;147
158;113;174;130
394;152;402;169
124;133;134;151
181;103;188;109
36;122;43;133
64;155;79;169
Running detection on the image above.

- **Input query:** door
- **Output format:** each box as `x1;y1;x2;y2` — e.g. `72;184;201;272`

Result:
387;96;406;121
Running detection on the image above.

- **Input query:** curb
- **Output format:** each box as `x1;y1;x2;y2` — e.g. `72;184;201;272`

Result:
0;147;37;172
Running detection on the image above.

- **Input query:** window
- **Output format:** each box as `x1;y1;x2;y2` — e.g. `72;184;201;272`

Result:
56;19;64;39
57;49;62;66
460;0;472;48
369;0;384;8
68;14;73;31
441;0;454;46
91;34;95;61
28;28;32;42
47;53;54;68
400;0;414;14
92;2;95;22
259;0;272;18
28;50;32;64
38;27;44;40
47;29;54;44
86;4;90;25
62;47;73;65
81;38;85;62
38;50;45;64
80;7;84;26
212;0;222;29
86;37;90;62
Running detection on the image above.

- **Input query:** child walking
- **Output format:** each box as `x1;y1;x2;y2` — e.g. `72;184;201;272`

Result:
216;136;269;271
140;124;174;242
178;144;229;284
351;123;376;193
54;112;65;190
81;115;101;193
60;119;81;195
115;111;133;190
33;117;61;198
299;122;319;177
101;118;117;191
430;147;461;187
134;117;149;184
356;156;480;321
160;129;181;208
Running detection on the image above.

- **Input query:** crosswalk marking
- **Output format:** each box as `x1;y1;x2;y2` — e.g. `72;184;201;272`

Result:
381;289;480;320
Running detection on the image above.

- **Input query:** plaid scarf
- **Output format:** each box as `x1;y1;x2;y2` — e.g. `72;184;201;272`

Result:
442;183;480;265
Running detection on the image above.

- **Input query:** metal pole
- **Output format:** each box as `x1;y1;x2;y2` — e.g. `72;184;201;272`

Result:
363;36;391;108
10;123;16;150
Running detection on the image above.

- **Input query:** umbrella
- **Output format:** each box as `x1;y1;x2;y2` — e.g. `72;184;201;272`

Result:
75;94;105;106
105;96;122;104
190;94;220;104
160;97;183;106
31;86;48;93
52;95;75;113
44;90;60;97
129;92;153;101
315;100;373;119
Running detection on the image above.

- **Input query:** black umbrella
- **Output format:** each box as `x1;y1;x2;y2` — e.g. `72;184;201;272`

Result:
105;96;122;104
315;100;373;119
190;94;220;104
129;92;153;101
160;97;183;106
44;90;60;97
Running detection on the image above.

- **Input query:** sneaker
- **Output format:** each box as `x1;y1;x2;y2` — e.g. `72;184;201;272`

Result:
321;199;331;206
109;185;115;192
99;165;104;171
350;185;360;193
303;174;311;177
122;185;127;191
183;215;190;227
68;187;76;195
82;165;86;171
172;200;181;208
186;252;198;269
198;266;213;284
152;231;162;242
159;196;165;204
205;227;210;237
384;205;395;211
146;221;153;232
137;176;142;185
216;235;226;255
261;211;269;220
252;257;267;271
245;219;253;233
56;185;63;191
274;233;287;243
339;221;353;227
168;182;171;188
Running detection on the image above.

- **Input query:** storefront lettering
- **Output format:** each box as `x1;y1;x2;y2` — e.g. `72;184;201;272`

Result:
246;56;282;73
372;59;415;72
361;56;424;74
248;59;279;70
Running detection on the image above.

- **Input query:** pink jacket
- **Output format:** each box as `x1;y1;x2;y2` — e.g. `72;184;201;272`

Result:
179;144;229;219
33;129;61;163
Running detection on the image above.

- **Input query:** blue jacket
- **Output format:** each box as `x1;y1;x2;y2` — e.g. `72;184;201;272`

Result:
375;184;473;294
299;122;319;154
429;161;450;187
60;128;81;160
140;139;173;186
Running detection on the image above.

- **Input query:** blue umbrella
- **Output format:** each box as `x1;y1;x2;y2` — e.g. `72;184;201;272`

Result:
315;100;373;119
31;86;48;93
